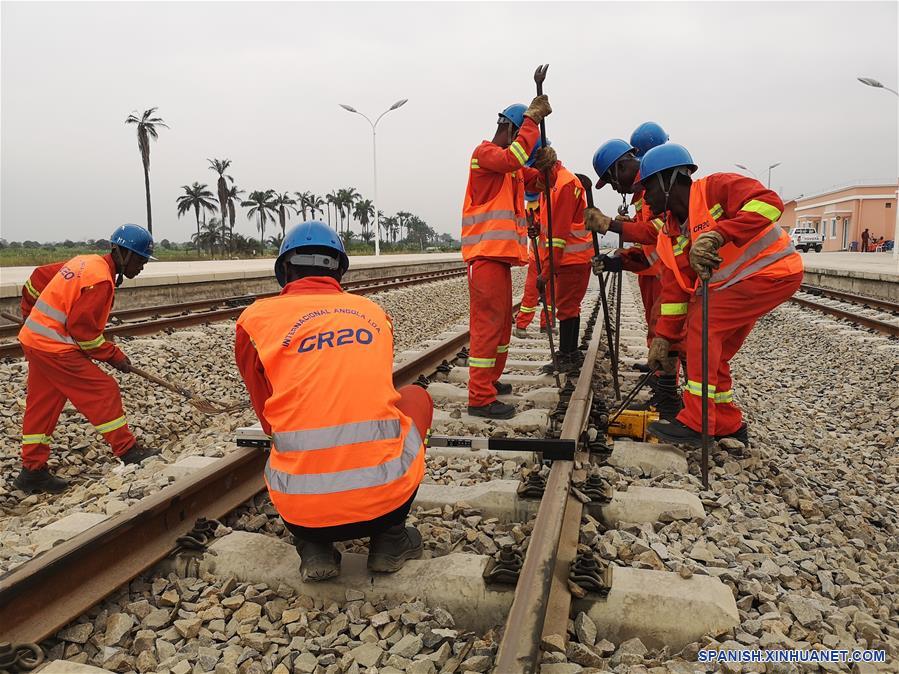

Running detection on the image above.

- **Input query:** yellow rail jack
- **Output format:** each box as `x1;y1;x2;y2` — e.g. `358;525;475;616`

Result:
607;408;659;442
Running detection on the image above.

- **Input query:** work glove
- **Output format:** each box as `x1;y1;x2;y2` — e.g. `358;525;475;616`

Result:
689;231;725;281
524;94;552;125
536;275;547;293
531;146;557;173
109;354;132;373
527;222;540;239
584;207;613;234
646;337;677;375
591;254;622;276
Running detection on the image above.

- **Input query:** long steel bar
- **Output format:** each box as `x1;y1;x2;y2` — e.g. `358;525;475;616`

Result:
790;295;899;337
797;284;899;314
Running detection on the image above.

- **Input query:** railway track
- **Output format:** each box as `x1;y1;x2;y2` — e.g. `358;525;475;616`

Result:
790;284;899;337
0;278;606;670
0;267;468;358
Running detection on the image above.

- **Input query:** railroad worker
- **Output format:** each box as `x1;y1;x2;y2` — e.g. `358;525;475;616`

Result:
13;224;160;495
533;154;592;373
587;127;683;418
514;191;553;337
462;96;558;419
235;221;434;582
637;144;803;448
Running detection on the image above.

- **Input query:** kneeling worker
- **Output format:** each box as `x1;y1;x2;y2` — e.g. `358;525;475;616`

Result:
14;224;160;494
235;221;433;581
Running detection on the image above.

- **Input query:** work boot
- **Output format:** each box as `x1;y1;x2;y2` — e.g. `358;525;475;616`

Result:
716;423;750;449
367;525;423;573
120;443;161;465
633;362;652;373
297;540;342;582
13;466;69;495
646;418;703;448
540;351;581;375
634;374;682;421
468;401;516;419
513;327;529;339
494;381;513;396
559;317;579;355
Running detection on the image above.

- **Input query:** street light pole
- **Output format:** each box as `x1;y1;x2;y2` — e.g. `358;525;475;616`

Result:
856;77;899;260
767;162;781;188
339;99;408;257
737;162;781;188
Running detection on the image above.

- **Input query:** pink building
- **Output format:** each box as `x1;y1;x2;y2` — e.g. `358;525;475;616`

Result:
778;183;897;251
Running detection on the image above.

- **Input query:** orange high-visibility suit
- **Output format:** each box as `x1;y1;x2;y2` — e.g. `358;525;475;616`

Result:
462;117;556;407
516;239;552;331
235;276;433;540
17;255;136;470
654;173;803;436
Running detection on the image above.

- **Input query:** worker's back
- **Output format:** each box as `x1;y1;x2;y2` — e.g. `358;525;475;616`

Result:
237;282;425;528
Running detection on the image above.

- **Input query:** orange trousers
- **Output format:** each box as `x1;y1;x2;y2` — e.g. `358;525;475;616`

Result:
554;264;591;321
515;256;549;330
677;272;803;436
468;259;512;406
638;274;662;347
21;346;135;470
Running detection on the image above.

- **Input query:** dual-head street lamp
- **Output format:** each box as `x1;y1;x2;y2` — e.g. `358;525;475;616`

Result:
735;162;782;188
339;98;409;256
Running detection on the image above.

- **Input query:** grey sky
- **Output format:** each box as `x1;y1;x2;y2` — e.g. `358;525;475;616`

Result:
2;1;897;244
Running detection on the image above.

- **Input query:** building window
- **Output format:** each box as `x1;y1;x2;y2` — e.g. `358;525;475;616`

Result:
831;219;837;238
887;202;893;209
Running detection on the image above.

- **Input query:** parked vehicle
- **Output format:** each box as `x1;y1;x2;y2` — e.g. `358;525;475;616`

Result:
789;227;824;252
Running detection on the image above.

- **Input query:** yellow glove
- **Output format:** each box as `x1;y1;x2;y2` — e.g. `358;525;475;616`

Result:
689;231;725;280
647;337;676;374
584;207;612;234
532;146;557;172
524;94;552;125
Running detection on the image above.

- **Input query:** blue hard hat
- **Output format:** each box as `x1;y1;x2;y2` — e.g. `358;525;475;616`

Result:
499;103;527;129
109;224;156;260
524;137;550;168
524;191;541;203
638;143;697;183
592;139;634;182
275;220;349;287
629;122;669;158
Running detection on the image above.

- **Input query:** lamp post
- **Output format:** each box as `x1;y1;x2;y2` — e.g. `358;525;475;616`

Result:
736;162;781;187
857;76;899;259
339;99;408;256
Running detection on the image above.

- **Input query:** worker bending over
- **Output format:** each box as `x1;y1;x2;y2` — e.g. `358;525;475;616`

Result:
14;225;160;495
462;96;557;419
235;222;433;581
534;154;592;373
637;144;803;447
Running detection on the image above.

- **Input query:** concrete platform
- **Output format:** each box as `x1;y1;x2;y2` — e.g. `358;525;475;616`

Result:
607;440;688;476
800;252;898;302
194;531;512;632
579;566;739;650
30;512;108;548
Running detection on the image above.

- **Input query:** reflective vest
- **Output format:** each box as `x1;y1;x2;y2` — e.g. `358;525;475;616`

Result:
18;255;114;354
237;291;425;528
631;194;665;278
461;160;528;265
539;167;592;266
656;177;801;293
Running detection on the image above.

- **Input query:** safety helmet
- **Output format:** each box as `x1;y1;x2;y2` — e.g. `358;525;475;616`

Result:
275;220;349;287
498;103;527;129
592;139;634;183
109;224;156;260
629;122;669;158
524;137;550;168
638;143;697;183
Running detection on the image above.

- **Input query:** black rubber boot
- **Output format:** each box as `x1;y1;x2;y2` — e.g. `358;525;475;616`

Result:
297;540;342;582
647;418;703;448
468;401;516;419
13;467;69;494
368;525;423;573
716;423;750;446
559;317;579;355
120;444;161;465
494;381;513;396
634;374;682;420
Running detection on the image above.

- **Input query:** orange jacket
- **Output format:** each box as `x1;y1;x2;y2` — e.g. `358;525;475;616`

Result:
654;173;802;341
235;276;425;528
537;163;591;269
18;254;124;362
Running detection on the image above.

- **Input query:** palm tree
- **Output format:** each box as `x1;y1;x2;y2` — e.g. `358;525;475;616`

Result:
354;199;375;241
272;192;298;239
242;190;277;255
125;107;168;235
225;183;245;251
308;194;325;220
208;158;233;248
176;182;217;256
295;191;312;220
193;217;223;258
340;187;360;233
326;191;340;229
382;215;399;243
395;210;412;242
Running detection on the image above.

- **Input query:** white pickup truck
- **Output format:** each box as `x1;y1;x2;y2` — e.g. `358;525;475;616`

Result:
789;227;823;252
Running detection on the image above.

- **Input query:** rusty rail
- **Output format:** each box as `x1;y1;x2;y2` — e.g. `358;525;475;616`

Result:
798;284;899;314
790;294;899;337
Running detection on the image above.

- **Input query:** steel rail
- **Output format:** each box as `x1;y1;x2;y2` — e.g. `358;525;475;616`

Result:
0;268;468;358
494;289;605;673
798;284;899;314
790;295;899;337
0;319;479;644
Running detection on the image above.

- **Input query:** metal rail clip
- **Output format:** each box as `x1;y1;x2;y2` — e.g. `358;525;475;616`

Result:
413;375;430;389
517;470;547;498
435;360;453;374
455;347;469;364
483;544;524;585
569;552;611;597
176;517;221;551
577;474;614;504
0;642;44;673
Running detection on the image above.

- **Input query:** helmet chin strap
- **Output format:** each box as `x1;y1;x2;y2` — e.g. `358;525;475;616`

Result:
112;246;131;287
655;168;689;234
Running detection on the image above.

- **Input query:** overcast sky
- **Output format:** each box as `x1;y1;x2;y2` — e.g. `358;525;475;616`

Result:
2;1;897;245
